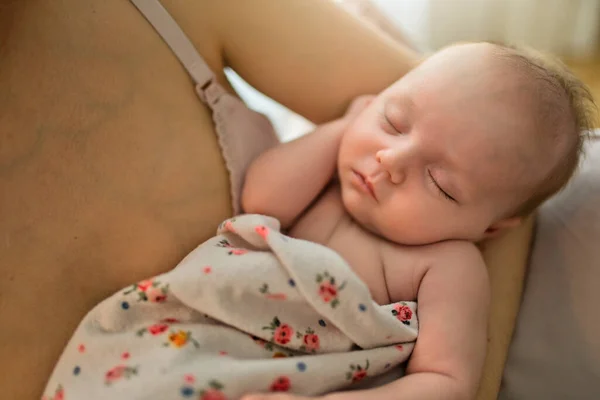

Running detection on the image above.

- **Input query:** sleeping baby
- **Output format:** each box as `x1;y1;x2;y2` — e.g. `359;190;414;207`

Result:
240;42;595;400
42;42;595;400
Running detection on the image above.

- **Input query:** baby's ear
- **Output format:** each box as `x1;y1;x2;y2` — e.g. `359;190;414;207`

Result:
483;217;522;239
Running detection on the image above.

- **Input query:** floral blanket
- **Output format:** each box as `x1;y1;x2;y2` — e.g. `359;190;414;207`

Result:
42;214;418;400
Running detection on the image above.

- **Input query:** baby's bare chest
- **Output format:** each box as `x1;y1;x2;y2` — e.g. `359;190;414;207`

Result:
289;186;421;304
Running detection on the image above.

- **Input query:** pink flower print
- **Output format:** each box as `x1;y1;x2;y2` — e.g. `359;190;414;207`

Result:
270;376;291;392
267;293;287;300
255;225;269;239
297;327;320;352
259;283;287;300
137;279;153;292
43;385;64;400
147;286;167;303
199;380;227;400
229;248;247;255
203;266;212;274
274;324;294;345
319;281;337;302
184;374;196;384
303;333;320;351
345;360;370;383
106;365;126;382
137;323;169;337
263;317;294;346
352;370;367;382
123;279;169;302
77;344;86;353
121;351;130;360
223;220;236;233
104;364;138;385
392;303;413;325
316;271;346;308
395;344;404;351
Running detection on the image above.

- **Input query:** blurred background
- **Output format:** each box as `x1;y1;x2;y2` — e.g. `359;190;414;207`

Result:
228;0;600;141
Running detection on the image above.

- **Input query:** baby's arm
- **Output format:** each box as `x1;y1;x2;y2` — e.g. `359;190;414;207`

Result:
241;119;345;228
242;97;372;228
330;241;490;400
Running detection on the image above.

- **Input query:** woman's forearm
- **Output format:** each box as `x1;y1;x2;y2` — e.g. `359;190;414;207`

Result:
241;119;346;228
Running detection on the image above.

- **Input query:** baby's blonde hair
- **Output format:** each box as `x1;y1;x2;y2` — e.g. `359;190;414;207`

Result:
491;43;597;217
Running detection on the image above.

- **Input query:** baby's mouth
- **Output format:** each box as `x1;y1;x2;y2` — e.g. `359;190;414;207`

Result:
352;170;377;201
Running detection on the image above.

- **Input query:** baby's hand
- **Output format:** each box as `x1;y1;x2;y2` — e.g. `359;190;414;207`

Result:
343;95;376;121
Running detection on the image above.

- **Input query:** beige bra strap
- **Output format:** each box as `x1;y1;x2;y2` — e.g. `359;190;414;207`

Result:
130;0;215;90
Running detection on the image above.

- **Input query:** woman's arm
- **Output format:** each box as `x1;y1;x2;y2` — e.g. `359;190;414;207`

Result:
208;0;419;123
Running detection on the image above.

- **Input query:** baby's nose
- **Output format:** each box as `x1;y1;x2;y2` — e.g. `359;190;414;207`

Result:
376;149;405;185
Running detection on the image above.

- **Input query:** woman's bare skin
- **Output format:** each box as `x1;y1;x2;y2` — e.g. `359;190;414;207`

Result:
0;1;417;398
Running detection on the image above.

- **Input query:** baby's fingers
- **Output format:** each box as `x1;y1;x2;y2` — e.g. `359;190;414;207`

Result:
344;95;376;120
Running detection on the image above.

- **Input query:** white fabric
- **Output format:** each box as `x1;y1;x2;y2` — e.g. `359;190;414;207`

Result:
43;215;418;400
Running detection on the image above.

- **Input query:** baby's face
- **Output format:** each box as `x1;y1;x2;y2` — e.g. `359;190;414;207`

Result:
338;43;541;244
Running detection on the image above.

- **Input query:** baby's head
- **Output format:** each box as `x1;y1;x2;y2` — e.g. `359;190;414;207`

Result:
337;42;596;245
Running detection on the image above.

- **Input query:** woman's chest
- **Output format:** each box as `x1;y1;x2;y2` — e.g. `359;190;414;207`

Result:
0;13;236;398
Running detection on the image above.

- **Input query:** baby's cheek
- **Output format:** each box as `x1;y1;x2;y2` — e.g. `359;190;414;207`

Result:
377;204;432;244
339;185;359;211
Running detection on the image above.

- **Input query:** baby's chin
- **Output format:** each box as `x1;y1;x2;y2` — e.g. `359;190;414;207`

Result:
340;187;379;230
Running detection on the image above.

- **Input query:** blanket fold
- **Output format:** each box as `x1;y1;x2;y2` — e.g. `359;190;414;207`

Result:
43;214;418;400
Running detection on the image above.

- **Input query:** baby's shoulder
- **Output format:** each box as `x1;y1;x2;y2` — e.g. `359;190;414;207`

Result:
386;239;482;267
425;240;483;266
381;240;485;302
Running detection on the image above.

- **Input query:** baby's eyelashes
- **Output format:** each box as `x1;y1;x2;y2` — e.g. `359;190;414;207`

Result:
378;110;403;135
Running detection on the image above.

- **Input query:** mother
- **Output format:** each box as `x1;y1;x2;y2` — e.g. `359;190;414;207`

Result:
0;1;531;399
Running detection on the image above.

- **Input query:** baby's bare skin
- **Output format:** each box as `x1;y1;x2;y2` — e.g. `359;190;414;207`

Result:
243;43;556;399
290;183;424;306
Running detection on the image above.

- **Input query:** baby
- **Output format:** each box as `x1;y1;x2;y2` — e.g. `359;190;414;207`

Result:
242;42;595;400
